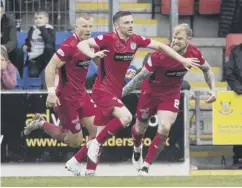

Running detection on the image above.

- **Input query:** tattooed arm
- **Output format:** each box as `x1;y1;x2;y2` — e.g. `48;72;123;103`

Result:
199;61;217;103
200;61;216;90
122;66;153;97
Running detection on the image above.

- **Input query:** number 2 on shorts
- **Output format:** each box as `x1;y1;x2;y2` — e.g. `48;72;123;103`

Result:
174;99;179;109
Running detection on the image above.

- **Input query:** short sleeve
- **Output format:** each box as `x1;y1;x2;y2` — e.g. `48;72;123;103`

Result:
144;51;165;72
192;47;205;65
198;50;205;65
55;43;72;62
135;35;151;48
94;33;111;48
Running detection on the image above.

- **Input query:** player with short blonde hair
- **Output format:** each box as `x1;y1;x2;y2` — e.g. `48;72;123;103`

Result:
24;13;101;176
122;23;217;175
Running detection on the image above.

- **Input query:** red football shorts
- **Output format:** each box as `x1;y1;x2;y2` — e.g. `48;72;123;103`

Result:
92;89;124;125
54;93;97;134
136;91;180;122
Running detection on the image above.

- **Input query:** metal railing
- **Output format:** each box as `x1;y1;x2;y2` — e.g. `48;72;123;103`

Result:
2;0;119;32
191;91;213;145
3;0;75;31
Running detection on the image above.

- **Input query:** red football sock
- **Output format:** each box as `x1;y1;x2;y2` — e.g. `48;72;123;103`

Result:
74;144;88;163
43;122;63;138
132;125;144;147
96;117;125;144
144;132;168;164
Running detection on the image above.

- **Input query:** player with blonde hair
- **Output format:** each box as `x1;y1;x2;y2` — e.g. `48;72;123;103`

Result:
122;23;217;175
24;13;105;176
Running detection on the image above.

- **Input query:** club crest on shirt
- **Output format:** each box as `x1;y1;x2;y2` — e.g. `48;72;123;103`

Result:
97;35;103;40
130;42;137;50
75;123;81;131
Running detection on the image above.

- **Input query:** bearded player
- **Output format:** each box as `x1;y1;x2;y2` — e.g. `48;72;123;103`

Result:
73;11;200;165
122;23;217;175
24;13;107;176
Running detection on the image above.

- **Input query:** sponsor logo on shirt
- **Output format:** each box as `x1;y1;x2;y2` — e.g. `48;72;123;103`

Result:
165;70;187;77
76;59;91;68
113;52;135;61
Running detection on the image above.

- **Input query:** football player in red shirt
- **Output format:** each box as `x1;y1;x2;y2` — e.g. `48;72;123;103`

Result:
122;23;217;175
76;11;200;165
24;13;103;176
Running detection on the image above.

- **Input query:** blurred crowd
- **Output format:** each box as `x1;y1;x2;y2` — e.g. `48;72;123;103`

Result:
1;1;55;90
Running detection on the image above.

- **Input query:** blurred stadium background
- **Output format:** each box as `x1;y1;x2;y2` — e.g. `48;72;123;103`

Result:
1;0;242;181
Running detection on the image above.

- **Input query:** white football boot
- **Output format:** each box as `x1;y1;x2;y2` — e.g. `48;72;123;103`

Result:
65;157;83;176
132;144;143;171
24;114;45;135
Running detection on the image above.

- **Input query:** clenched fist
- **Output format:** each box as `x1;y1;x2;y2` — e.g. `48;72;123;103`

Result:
46;94;61;108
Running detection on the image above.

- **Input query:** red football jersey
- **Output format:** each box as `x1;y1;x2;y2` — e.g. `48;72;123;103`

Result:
55;34;92;100
142;44;205;96
93;32;151;97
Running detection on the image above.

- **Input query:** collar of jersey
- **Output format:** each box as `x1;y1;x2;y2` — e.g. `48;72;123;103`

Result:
115;30;131;44
73;33;81;41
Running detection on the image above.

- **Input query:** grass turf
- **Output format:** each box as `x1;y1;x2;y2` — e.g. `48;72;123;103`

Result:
2;176;242;187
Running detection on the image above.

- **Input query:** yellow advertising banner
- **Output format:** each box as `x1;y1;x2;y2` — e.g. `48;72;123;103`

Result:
213;91;242;145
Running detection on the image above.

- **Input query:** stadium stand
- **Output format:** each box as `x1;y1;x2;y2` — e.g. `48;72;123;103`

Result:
161;0;194;15
198;0;221;15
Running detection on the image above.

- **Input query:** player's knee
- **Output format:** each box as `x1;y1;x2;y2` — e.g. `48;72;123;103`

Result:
157;122;171;136
120;112;132;127
136;121;148;134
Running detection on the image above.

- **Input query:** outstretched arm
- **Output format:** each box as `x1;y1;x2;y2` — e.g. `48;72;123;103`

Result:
147;40;200;70
77;38;100;58
199;61;216;103
122;66;153;97
77;38;109;59
200;61;216;91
